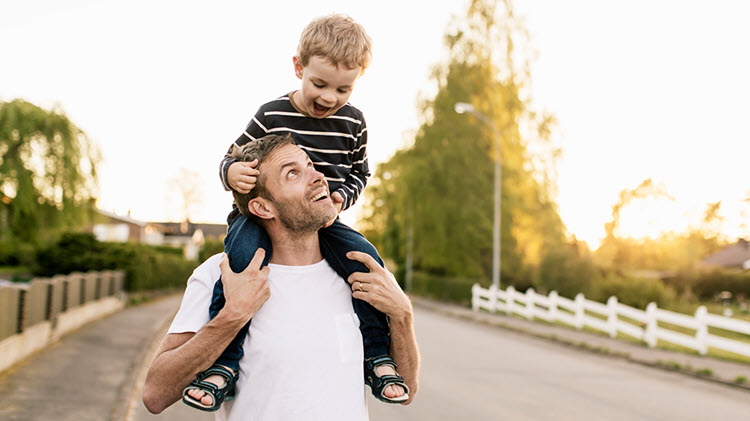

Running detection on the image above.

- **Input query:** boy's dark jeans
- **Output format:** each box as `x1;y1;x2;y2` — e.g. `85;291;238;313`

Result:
208;213;391;372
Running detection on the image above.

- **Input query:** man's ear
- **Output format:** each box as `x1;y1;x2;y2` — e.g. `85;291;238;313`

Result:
293;56;304;79
248;197;275;221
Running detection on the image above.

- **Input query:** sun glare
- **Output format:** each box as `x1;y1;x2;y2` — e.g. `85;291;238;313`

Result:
615;196;688;240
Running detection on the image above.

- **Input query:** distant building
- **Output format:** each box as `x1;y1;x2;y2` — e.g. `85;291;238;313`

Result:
90;210;226;260
91;209;151;243
700;239;750;271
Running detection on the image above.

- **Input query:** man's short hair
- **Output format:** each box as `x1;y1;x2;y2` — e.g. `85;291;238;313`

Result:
297;14;373;72
231;133;296;220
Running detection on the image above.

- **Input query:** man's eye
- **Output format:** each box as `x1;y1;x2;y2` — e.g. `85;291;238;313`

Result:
288;170;297;178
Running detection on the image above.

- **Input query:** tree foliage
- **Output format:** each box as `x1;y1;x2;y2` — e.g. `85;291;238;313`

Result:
0;99;99;244
361;0;565;286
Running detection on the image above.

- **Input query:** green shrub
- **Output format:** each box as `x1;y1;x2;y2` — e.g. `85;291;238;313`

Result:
591;272;675;309
199;239;225;262
691;269;750;300
34;232;196;291
0;239;37;267
409;271;480;305
536;242;600;299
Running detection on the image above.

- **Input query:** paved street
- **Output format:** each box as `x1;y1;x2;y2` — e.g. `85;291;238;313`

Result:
2;293;750;420
133;303;750;420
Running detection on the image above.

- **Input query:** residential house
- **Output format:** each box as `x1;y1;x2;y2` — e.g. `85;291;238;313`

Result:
700;239;750;271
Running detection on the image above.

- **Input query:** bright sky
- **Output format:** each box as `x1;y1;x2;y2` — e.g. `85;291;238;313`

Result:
2;0;749;249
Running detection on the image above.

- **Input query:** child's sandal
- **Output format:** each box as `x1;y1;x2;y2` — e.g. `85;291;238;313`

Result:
364;356;410;404
182;365;239;412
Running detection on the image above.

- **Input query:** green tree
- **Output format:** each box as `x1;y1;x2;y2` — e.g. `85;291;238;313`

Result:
0;99;99;244
361;0;565;286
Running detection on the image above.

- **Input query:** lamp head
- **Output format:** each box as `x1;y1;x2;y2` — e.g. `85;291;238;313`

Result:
454;102;474;114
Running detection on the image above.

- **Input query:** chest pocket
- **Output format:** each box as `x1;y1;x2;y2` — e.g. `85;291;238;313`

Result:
335;313;363;364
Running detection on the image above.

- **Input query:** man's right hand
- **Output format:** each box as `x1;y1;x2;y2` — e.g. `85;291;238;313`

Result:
228;159;260;194
220;249;270;323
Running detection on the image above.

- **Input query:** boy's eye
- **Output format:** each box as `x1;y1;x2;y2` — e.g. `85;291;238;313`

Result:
313;82;324;88
338;88;350;94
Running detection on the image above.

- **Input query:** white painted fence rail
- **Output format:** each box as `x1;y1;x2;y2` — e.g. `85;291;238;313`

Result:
472;284;750;358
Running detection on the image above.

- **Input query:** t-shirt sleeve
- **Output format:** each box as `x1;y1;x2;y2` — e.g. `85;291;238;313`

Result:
167;255;222;334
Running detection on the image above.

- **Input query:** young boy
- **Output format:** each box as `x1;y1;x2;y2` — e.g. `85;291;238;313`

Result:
182;14;408;412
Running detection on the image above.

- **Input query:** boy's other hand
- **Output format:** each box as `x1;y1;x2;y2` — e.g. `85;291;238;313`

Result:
228;159;259;194
323;192;345;228
331;191;344;213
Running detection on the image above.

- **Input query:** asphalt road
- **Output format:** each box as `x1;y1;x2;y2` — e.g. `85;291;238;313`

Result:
133;306;750;420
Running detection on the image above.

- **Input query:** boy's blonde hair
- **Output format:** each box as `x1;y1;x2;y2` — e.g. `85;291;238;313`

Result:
297;14;373;72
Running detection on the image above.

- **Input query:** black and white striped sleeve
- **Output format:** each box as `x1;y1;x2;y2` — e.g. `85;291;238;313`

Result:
219;108;270;191
334;119;370;211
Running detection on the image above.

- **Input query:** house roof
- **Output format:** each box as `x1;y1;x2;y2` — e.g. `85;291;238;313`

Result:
149;221;226;239
95;209;147;227
701;239;750;268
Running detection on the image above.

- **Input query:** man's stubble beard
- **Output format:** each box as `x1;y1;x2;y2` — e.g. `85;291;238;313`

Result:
274;199;336;235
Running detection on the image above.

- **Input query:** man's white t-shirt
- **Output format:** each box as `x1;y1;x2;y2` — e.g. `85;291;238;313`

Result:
168;253;368;421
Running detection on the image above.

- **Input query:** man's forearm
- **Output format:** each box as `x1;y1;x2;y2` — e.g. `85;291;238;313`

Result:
389;305;420;404
142;311;247;413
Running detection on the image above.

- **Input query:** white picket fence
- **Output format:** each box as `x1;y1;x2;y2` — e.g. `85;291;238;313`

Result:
471;284;750;358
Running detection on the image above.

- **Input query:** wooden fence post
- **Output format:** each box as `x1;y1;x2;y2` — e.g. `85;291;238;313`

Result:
607;296;618;338
506;286;515;316
489;284;498;314
471;284;480;312
574;293;585;330
525;288;535;320
694;306;708;355
549;291;558;322
645;302;658;348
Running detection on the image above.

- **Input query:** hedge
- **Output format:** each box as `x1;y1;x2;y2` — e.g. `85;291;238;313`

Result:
34;232;196;291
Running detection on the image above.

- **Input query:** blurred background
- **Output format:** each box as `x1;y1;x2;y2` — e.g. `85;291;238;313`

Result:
2;0;750;317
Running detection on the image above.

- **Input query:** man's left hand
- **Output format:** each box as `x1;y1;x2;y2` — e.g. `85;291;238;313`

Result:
346;251;412;321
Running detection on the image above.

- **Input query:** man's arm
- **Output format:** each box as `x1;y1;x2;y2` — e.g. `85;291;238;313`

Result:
385;297;420;405
142;314;246;413
142;251;270;414
346;251;420;404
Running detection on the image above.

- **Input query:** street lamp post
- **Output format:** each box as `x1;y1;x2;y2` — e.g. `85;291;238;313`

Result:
455;102;501;290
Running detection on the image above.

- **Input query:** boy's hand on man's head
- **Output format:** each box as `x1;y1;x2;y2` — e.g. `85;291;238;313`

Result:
228;159;260;194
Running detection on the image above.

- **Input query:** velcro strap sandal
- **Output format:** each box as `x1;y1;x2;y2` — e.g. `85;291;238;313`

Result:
364;356;410;404
182;365;239;412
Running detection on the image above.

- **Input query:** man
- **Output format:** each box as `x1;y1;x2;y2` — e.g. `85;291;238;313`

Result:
141;134;420;420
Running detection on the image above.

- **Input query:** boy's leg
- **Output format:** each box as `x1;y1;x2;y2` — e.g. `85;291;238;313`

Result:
186;214;271;408
318;219;390;359
319;219;408;402
210;214;272;367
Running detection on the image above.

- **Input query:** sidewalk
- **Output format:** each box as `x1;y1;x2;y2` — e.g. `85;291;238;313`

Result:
0;294;182;421
411;296;750;391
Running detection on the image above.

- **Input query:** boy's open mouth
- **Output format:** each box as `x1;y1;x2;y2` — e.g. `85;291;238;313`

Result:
313;102;331;115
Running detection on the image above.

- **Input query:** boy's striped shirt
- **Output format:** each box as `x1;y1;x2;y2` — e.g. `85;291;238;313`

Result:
220;93;369;212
